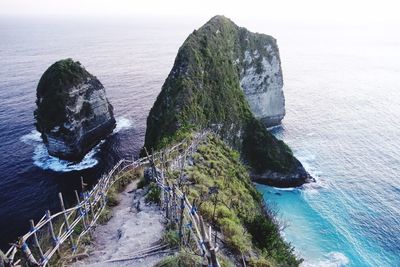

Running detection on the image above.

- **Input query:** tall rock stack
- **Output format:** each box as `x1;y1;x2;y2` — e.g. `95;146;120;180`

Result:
144;16;312;187
34;59;116;161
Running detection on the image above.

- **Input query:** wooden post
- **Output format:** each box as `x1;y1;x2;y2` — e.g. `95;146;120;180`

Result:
199;216;219;267
74;190;89;234
86;192;94;220
29;219;44;262
178;194;185;246
46;210;60;254
20;238;39;266
58;192;76;252
165;182;170;219
172;184;176;226
0;249;9;267
160;152;165;208
80;176;86;192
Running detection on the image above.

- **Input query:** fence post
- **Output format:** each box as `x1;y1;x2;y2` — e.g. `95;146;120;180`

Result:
199;216;219;267
172;184;177;226
58;192;76;252
160;152;165;208
178;194;185;246
0;249;9;267
19;238;38;266
46;210;60;255
29;219;44;262
75;190;90;237
165;182;170;219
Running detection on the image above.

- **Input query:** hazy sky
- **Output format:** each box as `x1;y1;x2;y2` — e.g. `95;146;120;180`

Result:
1;0;399;24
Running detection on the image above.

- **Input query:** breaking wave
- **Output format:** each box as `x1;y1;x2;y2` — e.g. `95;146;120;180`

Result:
114;116;133;133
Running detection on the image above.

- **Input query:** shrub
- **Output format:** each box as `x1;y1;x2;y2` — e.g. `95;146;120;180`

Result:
146;182;161;204
162;230;180;247
154;250;202;267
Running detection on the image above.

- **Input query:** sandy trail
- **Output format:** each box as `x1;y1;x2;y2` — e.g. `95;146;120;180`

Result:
72;181;169;267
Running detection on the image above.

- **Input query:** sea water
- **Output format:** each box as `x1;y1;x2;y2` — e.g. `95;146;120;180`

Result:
0;17;399;266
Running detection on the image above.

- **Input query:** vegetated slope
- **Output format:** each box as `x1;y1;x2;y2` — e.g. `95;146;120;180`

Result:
166;134;301;266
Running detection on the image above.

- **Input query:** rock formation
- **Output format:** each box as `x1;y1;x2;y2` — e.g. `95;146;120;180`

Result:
238;33;285;127
34;59;116;161
144;16;312;187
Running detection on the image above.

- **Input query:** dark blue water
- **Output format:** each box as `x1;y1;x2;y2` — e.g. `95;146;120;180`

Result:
1;17;399;266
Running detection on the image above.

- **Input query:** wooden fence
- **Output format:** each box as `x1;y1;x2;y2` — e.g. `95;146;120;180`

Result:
2;131;220;267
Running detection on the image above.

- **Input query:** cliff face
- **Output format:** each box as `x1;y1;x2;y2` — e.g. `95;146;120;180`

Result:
144;16;312;187
34;59;116;161
238;34;285;127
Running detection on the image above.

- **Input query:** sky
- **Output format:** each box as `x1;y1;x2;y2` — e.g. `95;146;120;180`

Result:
0;0;400;24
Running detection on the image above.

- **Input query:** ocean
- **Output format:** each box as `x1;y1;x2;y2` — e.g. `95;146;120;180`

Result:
0;16;399;266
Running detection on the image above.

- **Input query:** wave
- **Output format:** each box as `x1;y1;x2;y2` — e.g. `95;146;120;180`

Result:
20;129;42;143
114;116;134;133
301;252;349;267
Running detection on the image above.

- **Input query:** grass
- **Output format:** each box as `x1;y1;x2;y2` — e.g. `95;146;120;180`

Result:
169;134;301;266
154;250;202;267
145;182;162;204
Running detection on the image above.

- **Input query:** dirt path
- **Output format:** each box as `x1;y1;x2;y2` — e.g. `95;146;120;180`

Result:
72;181;170;267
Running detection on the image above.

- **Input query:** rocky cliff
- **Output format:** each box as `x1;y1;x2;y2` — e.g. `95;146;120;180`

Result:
238;32;285;127
34;59;116;161
144;16;312;187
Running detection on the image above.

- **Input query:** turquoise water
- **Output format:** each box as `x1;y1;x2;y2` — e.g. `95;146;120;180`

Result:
252;21;400;266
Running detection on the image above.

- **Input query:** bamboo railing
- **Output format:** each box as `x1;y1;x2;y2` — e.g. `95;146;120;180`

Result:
2;131;219;267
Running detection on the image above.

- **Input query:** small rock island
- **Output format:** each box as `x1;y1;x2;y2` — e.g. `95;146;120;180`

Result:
34;59;116;161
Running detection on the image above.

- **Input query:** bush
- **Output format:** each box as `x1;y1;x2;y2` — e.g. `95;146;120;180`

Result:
154;250;201;267
146;182;161;204
162;230;180;247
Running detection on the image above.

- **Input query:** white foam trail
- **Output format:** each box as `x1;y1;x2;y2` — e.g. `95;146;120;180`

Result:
114;116;134;133
301;252;350;267
273;187;298;191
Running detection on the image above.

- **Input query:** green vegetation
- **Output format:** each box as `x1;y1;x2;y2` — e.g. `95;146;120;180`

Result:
170;134;301;266
34;58;93;133
162;229;180;247
154;250;202;267
144;15;297;175
145;182;162;204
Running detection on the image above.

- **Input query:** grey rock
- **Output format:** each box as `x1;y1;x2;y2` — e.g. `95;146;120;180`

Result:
237;31;285;127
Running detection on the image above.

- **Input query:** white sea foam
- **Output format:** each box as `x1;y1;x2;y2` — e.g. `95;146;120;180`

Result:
20;116;133;172
301;252;350;267
114;116;133;133
21;129;102;172
273;186;298;191
20;129;42;144
32;142;101;172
